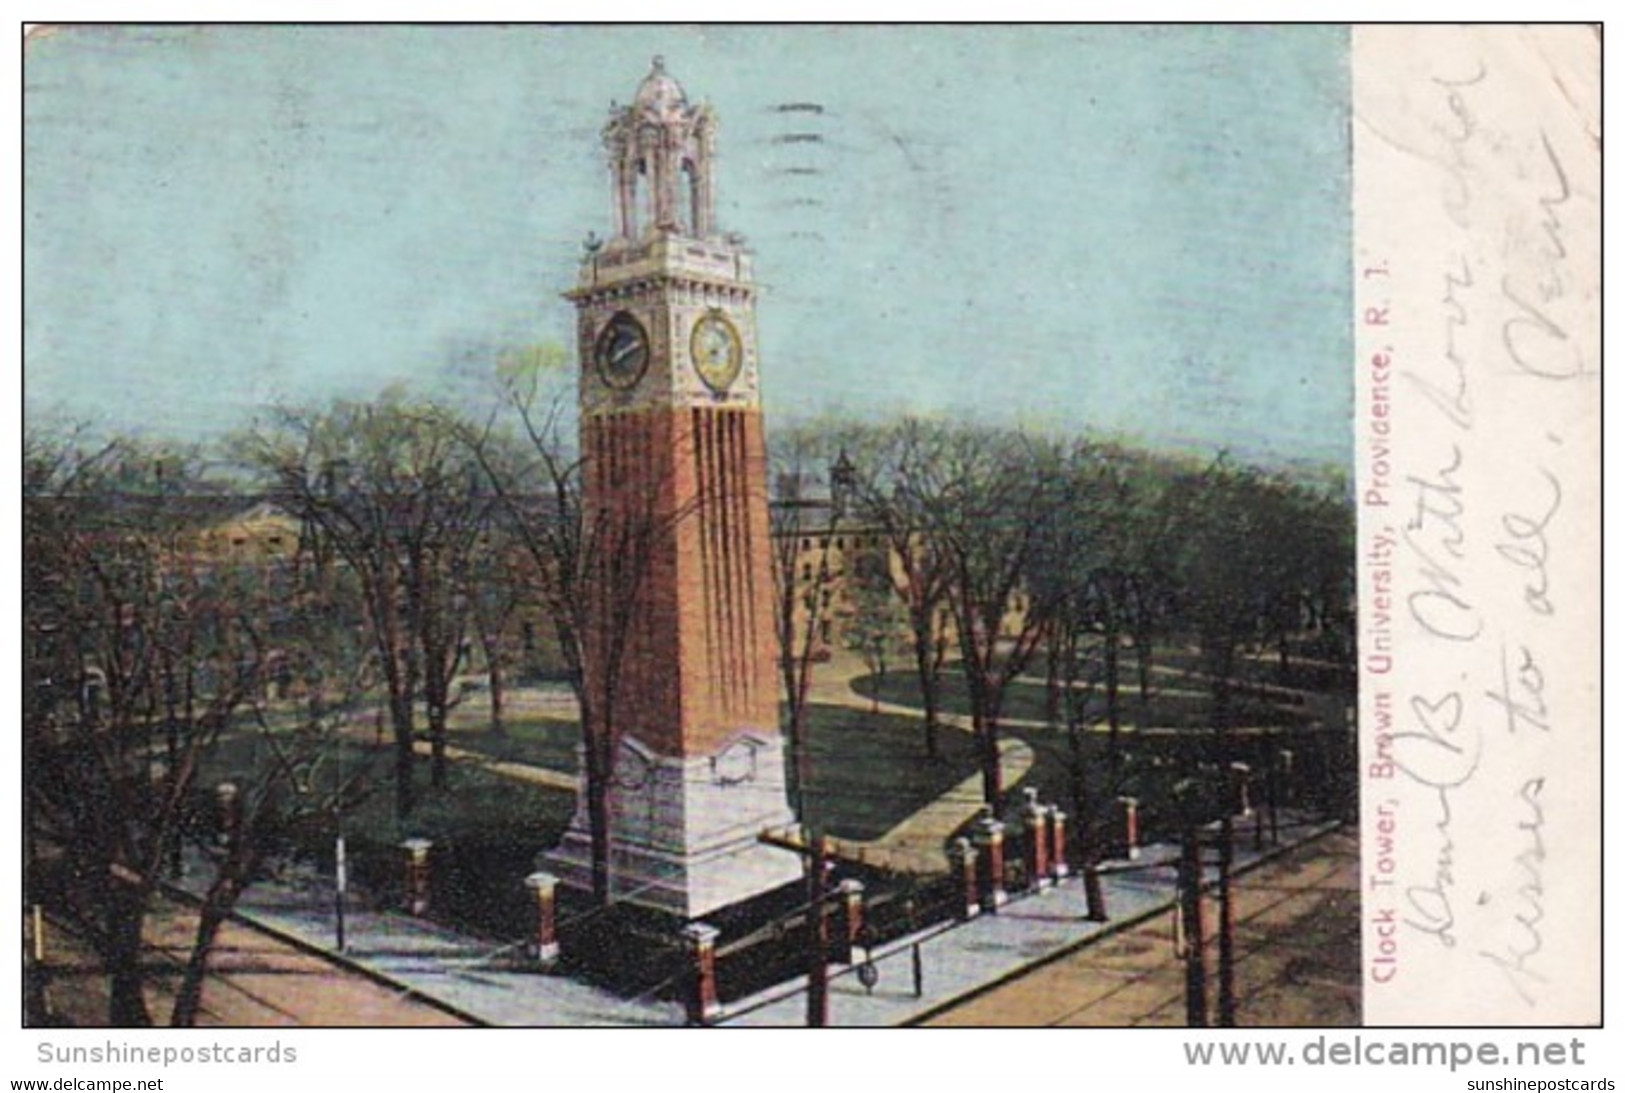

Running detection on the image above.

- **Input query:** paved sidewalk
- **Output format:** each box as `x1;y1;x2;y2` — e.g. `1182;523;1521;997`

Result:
835;736;1033;874
191;812;1341;1027
220;874;685;1026
413;738;579;791
717;816;1342;1027
921;826;1361;1026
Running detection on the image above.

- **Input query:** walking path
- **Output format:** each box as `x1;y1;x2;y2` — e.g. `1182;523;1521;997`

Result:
413;738;579;791
807;654;1055;734
836;737;1032;874
815;653;1333;741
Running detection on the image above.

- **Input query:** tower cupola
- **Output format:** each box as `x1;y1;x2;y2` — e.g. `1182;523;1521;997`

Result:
603;56;718;240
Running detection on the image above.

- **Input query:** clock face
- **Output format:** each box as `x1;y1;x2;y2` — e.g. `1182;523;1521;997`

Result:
690;310;744;392
595;311;650;390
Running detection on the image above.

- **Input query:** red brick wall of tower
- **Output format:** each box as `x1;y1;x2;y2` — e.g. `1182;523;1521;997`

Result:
581;404;779;759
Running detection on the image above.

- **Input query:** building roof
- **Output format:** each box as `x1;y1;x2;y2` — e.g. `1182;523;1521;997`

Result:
633;55;687;116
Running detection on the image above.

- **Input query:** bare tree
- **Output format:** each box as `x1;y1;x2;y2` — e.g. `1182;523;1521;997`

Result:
24;432;359;1026
168;664;368;1026
240;392;492;815
1025;442;1112;877
1034;443;1183;787
26;438;254;1024
842;543;907;713
469;350;705;905
898;423;1067;806
1163;456;1297;743
404;459;490;791
465;525;531;735
767;426;843;812
1254;477;1355;681
842;420;955;758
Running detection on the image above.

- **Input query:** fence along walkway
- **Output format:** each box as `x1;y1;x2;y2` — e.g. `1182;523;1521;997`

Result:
717;813;1344;1027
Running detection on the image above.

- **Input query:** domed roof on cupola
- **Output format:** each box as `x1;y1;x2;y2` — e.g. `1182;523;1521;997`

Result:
633;56;687;115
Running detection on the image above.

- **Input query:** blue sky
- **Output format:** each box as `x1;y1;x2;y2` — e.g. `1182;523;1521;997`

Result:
24;25;1351;463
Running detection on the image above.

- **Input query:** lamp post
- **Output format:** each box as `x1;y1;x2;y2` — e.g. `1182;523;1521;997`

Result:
334;832;347;951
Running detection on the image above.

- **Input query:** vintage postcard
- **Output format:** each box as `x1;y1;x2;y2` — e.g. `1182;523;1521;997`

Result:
1353;25;1599;1027
17;21;1599;1059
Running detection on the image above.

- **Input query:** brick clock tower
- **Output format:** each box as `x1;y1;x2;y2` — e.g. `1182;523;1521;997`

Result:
545;58;801;918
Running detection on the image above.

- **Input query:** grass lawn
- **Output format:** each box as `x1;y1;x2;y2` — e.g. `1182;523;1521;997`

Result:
369;763;579;938
841;658;1346;847
797;702;980;842
199;724;576;847
189;648;1347;943
197;722;577;937
447;715;580;772
1154;645;1356;696
849;667;1309;729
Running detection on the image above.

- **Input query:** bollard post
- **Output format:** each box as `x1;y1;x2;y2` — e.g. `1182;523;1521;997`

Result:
215;781;241;847
1267;748;1282;846
1047;806;1069;881
1229;761;1253;818
525;871;560;966
1117;796;1141;861
972;812;1007;911
950;837;979;920
837;879;865;965
1072;806;1107;921
401;838;433;916
682;922;721;1026
1083;856;1109;923
1022;789;1050;890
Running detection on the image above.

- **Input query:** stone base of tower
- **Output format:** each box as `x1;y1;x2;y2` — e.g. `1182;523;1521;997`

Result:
541;731;803;919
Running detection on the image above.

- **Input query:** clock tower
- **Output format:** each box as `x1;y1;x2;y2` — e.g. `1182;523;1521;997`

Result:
545;58;801;918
